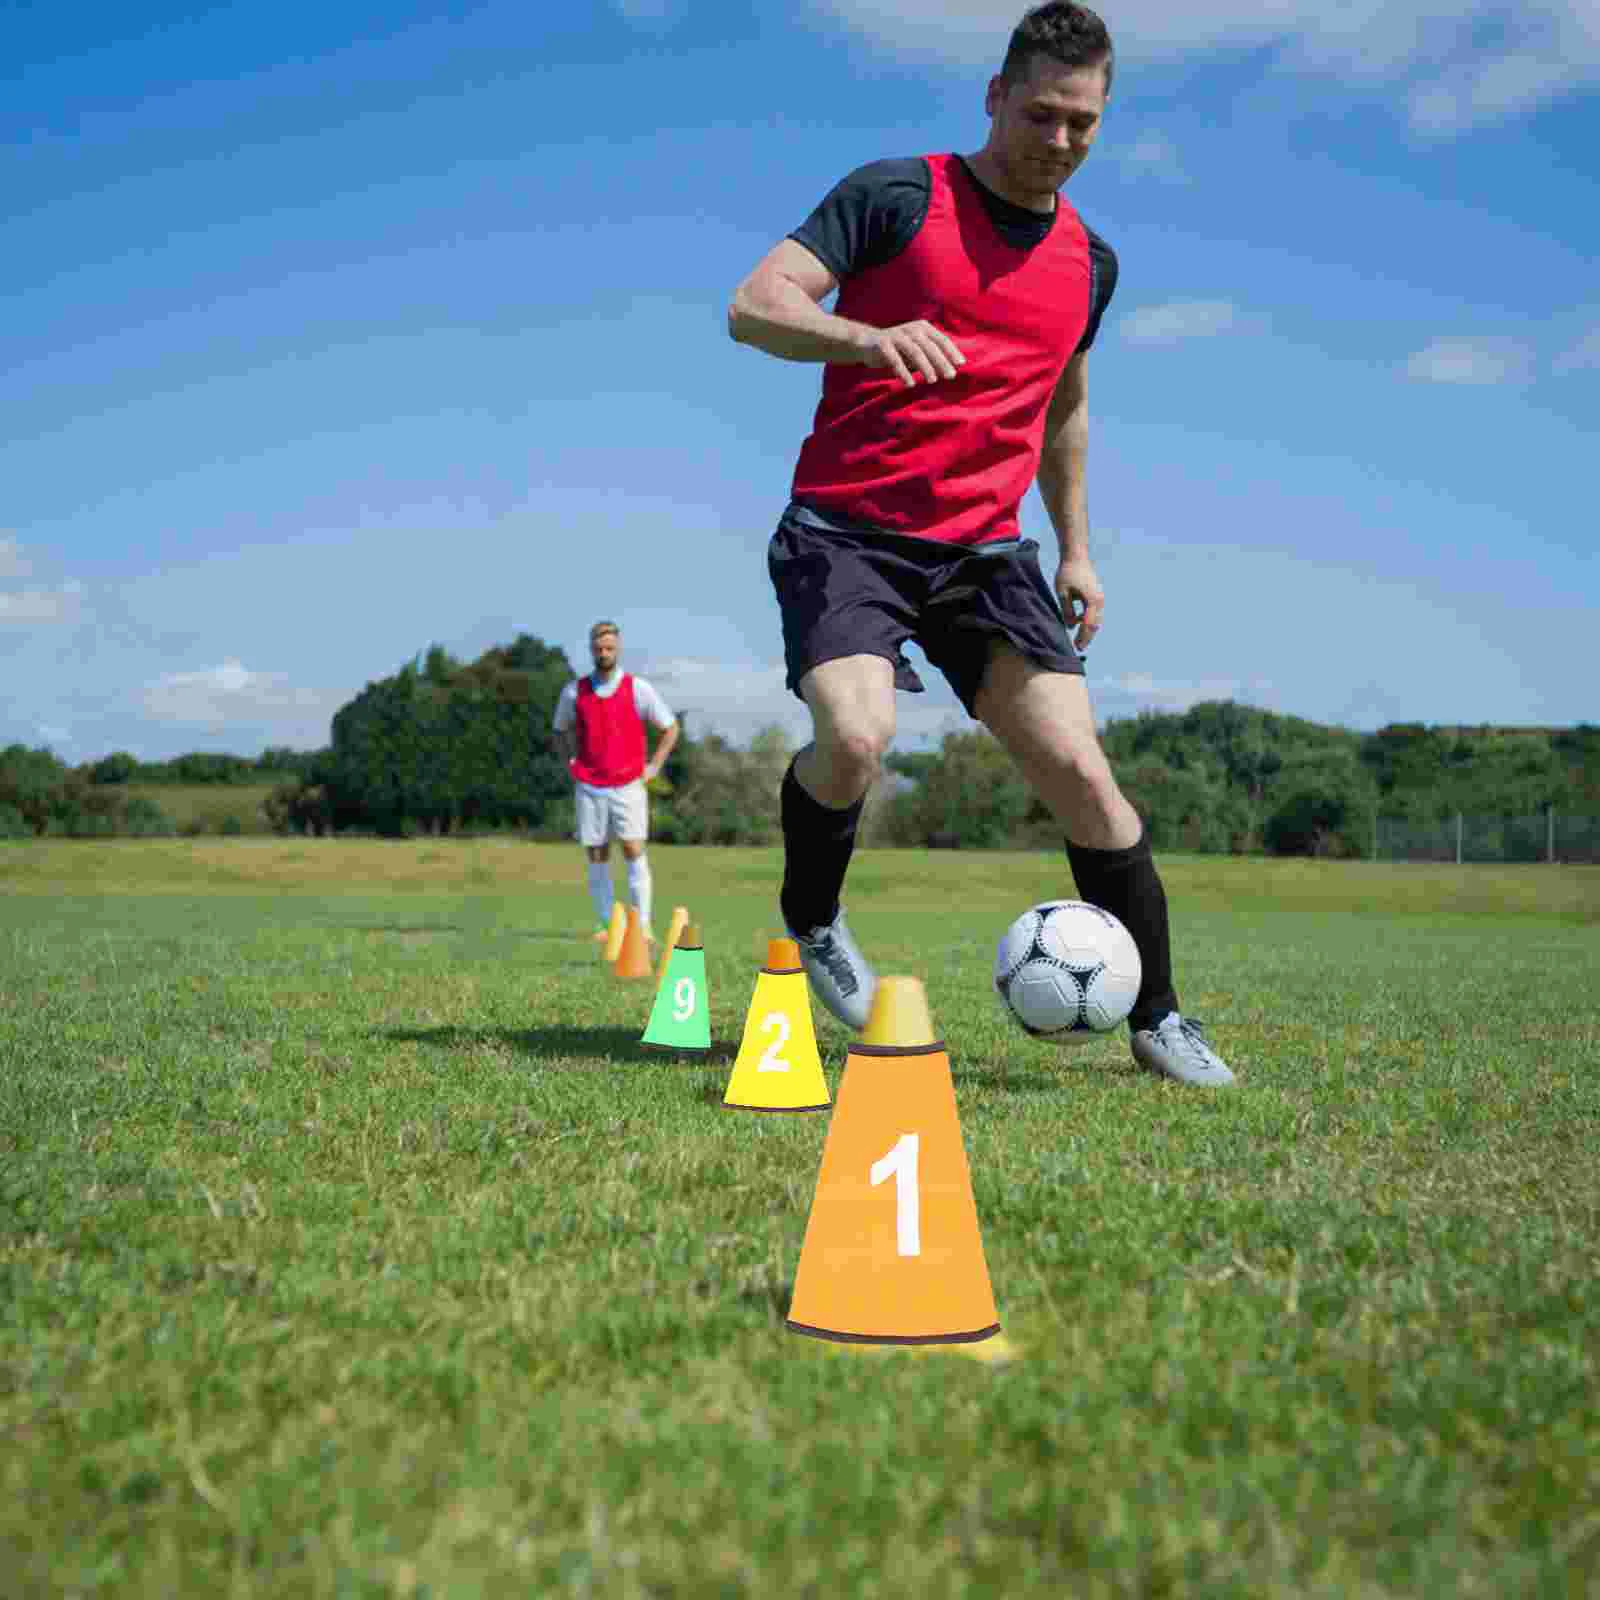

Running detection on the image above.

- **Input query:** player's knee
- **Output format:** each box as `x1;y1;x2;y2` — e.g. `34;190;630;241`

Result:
1035;732;1112;799
822;716;892;782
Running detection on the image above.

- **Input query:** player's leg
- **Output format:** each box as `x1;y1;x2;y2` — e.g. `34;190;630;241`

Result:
974;648;1233;1086
780;655;896;1028
575;784;614;937
768;510;925;1030
788;652;897;920
616;777;654;940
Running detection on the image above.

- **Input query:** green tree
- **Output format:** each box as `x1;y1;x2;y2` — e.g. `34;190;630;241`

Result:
895;730;1030;849
88;751;138;784
0;745;69;834
1262;750;1379;858
1115;755;1250;853
322;636;575;835
656;725;793;845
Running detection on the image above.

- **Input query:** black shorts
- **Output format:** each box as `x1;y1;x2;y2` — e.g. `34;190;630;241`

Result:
767;504;1083;717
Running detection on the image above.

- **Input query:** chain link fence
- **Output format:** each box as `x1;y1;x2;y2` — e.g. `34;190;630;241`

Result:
1375;811;1600;863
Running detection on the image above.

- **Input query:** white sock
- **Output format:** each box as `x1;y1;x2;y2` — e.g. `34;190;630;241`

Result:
626;853;653;933
586;861;613;926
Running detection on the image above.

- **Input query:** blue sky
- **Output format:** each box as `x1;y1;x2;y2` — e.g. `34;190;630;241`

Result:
3;0;1596;761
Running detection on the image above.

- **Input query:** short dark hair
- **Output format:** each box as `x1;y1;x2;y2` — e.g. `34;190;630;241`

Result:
1001;2;1115;94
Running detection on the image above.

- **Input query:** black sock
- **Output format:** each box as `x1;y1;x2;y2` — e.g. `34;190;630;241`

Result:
1065;831;1179;1033
780;758;864;935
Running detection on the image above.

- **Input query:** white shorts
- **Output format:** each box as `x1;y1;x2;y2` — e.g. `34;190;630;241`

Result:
574;779;648;847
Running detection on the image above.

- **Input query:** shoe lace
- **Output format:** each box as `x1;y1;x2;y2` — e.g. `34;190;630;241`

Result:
1164;1016;1216;1059
806;931;859;996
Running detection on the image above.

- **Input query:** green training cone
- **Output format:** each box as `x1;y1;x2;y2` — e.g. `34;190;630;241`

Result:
641;925;711;1052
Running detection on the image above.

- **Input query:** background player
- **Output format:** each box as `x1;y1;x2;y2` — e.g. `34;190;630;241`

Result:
726;2;1236;1085
552;621;679;945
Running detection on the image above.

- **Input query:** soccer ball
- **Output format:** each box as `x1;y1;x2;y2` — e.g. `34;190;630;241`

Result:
993;900;1142;1042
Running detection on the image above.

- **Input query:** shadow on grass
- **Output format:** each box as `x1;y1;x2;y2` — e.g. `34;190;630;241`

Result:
694;1081;828;1110
379;1024;739;1067
949;1070;1065;1094
738;1279;794;1323
952;1059;1142;1091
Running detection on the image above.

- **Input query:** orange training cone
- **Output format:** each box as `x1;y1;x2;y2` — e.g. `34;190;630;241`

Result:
655;905;691;985
612;905;653;979
722;938;830;1113
785;977;1000;1346
602;900;627;961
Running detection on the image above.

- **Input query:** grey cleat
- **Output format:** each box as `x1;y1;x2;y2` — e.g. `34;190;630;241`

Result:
787;907;878;1031
1131;1013;1236;1086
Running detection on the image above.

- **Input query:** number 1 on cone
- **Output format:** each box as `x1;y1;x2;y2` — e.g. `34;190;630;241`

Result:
870;1133;921;1258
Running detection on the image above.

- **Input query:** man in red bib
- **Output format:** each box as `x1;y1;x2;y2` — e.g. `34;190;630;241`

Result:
553;621;679;943
727;2;1236;1085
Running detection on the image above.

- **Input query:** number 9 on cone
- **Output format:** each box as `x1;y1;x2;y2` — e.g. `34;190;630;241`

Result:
640;925;710;1052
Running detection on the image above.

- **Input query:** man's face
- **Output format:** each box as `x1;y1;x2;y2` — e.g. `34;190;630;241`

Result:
984;54;1109;201
590;630;620;673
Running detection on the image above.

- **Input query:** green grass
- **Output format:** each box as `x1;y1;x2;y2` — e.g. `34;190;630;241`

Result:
123;784;279;835
2;840;1598;1597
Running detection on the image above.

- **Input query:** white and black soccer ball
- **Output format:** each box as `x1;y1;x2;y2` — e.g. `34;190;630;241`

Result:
993;900;1142;1042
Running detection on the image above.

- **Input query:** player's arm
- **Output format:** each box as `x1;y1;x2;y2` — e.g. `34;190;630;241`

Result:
551;688;577;769
1036;351;1104;650
727;239;964;388
644;718;679;782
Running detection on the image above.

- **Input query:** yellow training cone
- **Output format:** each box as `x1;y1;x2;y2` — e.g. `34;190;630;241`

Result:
655;905;690;985
602;900;626;962
722;938;830;1113
786;977;1000;1346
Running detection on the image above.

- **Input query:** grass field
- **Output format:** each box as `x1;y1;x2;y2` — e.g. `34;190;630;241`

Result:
123;785;279;836
2;839;1598;1597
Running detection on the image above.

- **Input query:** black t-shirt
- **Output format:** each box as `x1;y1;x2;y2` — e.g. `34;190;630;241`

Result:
789;156;1118;356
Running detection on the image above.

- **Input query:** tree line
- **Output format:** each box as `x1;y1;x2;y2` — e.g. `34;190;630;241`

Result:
3;634;1595;856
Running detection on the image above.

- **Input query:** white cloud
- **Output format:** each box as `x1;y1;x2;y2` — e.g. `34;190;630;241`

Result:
1100;672;1262;713
805;0;1600;131
1120;299;1252;345
643;657;806;744
141;659;342;733
1403;336;1534;385
1552;325;1600;376
0;537;30;579
0;580;84;625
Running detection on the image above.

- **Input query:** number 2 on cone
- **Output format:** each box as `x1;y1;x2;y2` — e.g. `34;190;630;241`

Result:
870;1133;921;1257
756;1011;790;1072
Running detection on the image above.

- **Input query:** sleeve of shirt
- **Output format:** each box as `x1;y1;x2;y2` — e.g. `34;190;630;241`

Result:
633;678;675;730
551;682;577;732
787;158;931;282
1074;227;1119;355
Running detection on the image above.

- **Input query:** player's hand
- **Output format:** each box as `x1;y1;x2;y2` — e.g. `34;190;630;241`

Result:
861;321;966;387
1055;556;1104;653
